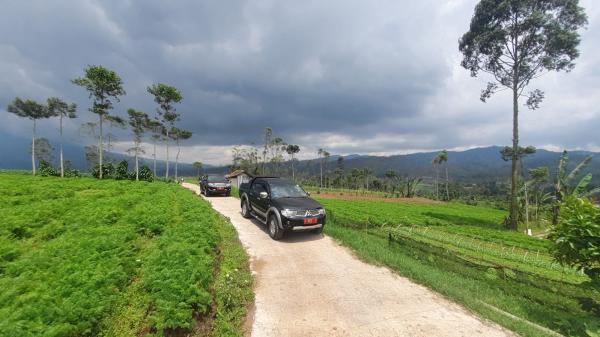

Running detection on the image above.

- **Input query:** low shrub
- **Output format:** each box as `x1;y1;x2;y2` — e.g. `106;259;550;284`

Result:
115;160;129;180
550;196;600;286
91;163;115;179
39;160;57;177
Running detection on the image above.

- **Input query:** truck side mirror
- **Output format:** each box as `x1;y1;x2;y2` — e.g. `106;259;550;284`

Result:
259;191;268;199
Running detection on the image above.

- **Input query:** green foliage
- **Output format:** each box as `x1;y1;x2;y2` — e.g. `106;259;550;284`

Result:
550;197;600;285
115;160;129;180
138;165;153;182
38;160;58;177
6;97;50;120
92;162;115;179
0;172;252;336
147;83;182;124
71;65;126;116
47;97;77;119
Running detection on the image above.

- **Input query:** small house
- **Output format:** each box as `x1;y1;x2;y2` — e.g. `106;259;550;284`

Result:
226;170;252;188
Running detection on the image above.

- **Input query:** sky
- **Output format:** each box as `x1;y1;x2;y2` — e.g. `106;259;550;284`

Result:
1;0;599;165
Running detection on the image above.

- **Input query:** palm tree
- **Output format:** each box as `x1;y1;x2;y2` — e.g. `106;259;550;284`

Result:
47;97;77;178
552;151;600;224
7;98;52;175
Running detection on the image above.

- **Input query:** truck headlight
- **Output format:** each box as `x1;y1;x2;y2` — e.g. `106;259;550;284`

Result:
318;208;326;215
281;209;296;217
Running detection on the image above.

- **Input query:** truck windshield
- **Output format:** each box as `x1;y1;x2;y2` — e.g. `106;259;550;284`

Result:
270;182;308;199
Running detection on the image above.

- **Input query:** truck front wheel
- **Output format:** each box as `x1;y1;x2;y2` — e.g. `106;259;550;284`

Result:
268;214;284;240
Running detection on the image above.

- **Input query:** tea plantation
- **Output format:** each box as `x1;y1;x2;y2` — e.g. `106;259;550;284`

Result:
0;172;252;337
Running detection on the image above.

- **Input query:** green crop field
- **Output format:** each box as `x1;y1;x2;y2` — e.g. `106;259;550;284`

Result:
318;197;600;337
0;172;252;337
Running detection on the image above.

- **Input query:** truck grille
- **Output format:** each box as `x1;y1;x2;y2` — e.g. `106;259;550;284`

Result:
293;209;320;217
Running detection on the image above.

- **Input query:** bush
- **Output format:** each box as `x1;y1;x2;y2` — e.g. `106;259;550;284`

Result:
550;196;600;285
115;160;129;180
138;165;153;182
92;163;115;179
39;160;57;177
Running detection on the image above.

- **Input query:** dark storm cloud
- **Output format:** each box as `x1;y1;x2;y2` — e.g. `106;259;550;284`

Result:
1;0;599;164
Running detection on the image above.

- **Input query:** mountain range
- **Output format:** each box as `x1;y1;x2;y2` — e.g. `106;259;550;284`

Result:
3;138;600;184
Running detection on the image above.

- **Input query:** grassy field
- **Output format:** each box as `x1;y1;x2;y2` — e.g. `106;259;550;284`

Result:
0;172;252;337
318;197;600;337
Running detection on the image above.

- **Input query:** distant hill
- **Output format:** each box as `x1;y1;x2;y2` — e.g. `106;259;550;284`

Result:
3;138;600;184
209;146;600;184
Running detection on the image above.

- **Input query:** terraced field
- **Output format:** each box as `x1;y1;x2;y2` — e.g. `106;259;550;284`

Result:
317;197;600;337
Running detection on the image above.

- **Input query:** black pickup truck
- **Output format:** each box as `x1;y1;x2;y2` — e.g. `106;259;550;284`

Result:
239;177;326;240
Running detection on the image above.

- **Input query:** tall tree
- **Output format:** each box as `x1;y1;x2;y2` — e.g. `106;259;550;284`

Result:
72;65;126;179
169;127;193;181
193;161;203;177
7;98;52;175
262;127;272;175
459;0;587;229
286;144;301;181
147;120;164;178
270;137;287;175
317;148;328;188
147;83;183;180
437;150;450;200
47;97;77;178
432;154;441;199
127;108;150;181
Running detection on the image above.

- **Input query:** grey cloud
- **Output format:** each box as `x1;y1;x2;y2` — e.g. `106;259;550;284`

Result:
0;0;599;165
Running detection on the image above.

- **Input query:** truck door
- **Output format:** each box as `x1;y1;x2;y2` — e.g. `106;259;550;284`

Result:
250;180;269;216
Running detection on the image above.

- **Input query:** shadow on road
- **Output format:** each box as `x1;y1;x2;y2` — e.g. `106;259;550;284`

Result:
245;214;324;244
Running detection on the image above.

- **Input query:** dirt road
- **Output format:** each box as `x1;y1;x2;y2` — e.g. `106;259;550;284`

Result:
182;183;514;337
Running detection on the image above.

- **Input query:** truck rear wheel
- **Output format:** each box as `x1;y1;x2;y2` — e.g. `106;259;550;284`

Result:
241;198;252;218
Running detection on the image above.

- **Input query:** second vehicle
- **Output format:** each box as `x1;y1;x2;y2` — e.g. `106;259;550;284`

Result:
200;174;231;196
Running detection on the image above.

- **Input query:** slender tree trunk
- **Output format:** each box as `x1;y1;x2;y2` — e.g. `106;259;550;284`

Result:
445;166;449;200
99;114;104;179
153;141;157;178
291;156;295;181
435;166;439;199
175;140;180;181
320;159;323;188
60;114;64;178
135;142;139;181
508;73;519;230
524;182;529;232
31;119;36;175
165;129;170;179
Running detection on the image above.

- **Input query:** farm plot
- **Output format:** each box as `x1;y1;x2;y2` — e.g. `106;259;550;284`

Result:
318;197;600;337
0;172;251;337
